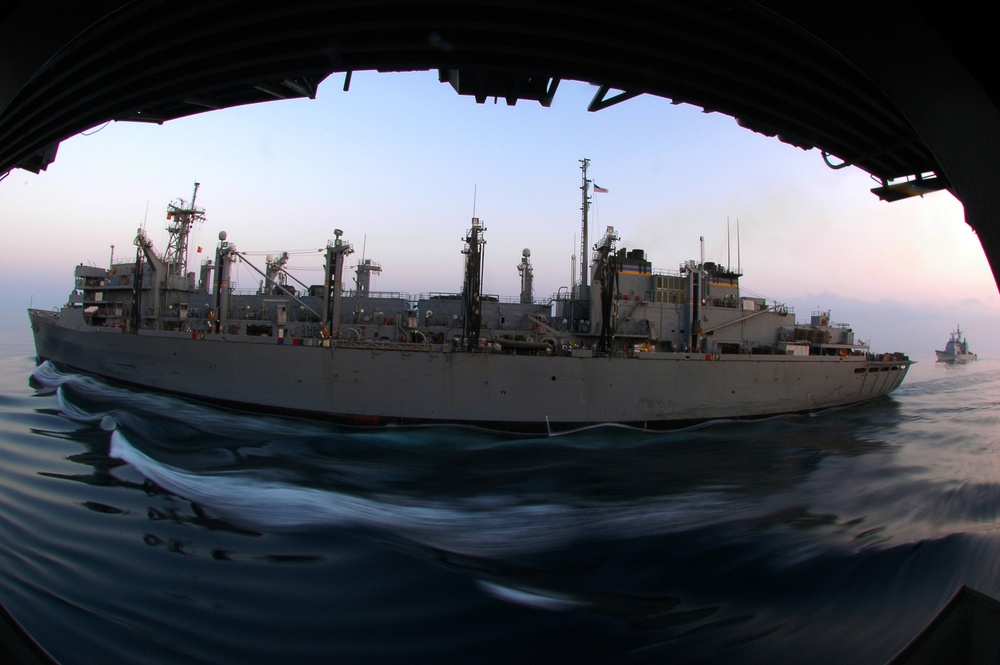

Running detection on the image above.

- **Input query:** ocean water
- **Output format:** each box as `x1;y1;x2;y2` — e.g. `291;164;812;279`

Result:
2;327;999;664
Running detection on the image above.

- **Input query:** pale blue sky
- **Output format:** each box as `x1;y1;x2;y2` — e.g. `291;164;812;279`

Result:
2;71;997;358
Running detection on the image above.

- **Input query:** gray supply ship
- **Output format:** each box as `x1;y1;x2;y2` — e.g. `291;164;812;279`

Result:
935;325;977;363
28;168;912;431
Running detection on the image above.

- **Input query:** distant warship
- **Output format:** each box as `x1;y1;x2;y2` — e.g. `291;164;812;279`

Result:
935;326;977;363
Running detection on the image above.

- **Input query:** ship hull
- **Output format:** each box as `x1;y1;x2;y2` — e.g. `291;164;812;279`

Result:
29;308;911;431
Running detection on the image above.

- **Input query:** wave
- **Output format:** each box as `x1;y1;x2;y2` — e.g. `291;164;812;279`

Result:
42;358;1000;561
106;428;776;557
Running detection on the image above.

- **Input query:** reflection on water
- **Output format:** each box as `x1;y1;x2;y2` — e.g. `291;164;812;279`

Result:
3;357;1000;664
41;362;909;555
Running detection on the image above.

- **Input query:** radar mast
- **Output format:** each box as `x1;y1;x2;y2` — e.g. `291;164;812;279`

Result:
163;182;205;278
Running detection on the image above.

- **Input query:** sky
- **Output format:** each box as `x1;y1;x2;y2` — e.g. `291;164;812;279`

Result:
2;70;998;360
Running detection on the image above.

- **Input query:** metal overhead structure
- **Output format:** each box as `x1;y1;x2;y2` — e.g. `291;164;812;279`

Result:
1;1;997;287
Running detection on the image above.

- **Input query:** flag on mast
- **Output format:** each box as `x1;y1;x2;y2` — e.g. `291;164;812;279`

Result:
593;183;609;193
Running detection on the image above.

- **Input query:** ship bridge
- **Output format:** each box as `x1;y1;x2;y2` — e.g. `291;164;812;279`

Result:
2;2;998;289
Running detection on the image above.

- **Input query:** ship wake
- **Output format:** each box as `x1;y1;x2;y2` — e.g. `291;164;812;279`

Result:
107;428;748;557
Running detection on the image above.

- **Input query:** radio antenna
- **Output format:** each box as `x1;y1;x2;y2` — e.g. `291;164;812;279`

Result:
727;216;731;269
737;218;742;273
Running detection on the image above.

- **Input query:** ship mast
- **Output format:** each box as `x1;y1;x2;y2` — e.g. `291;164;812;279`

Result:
592;226;620;353
461;217;486;351
517;248;533;304
163;182;205;278
578;158;591;297
321;230;353;336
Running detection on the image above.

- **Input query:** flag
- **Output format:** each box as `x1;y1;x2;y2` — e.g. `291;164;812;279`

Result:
594;184;609;193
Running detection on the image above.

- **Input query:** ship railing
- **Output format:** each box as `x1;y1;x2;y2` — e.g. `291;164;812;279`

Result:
491;294;529;304
345;289;415;301
547;289;587;303
421;292;463;301
419;292;538;305
333;339;432;352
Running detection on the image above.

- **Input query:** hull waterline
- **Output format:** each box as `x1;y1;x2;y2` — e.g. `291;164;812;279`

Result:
30;308;911;432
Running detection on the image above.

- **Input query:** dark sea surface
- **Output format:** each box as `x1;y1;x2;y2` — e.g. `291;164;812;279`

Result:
2;327;999;664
